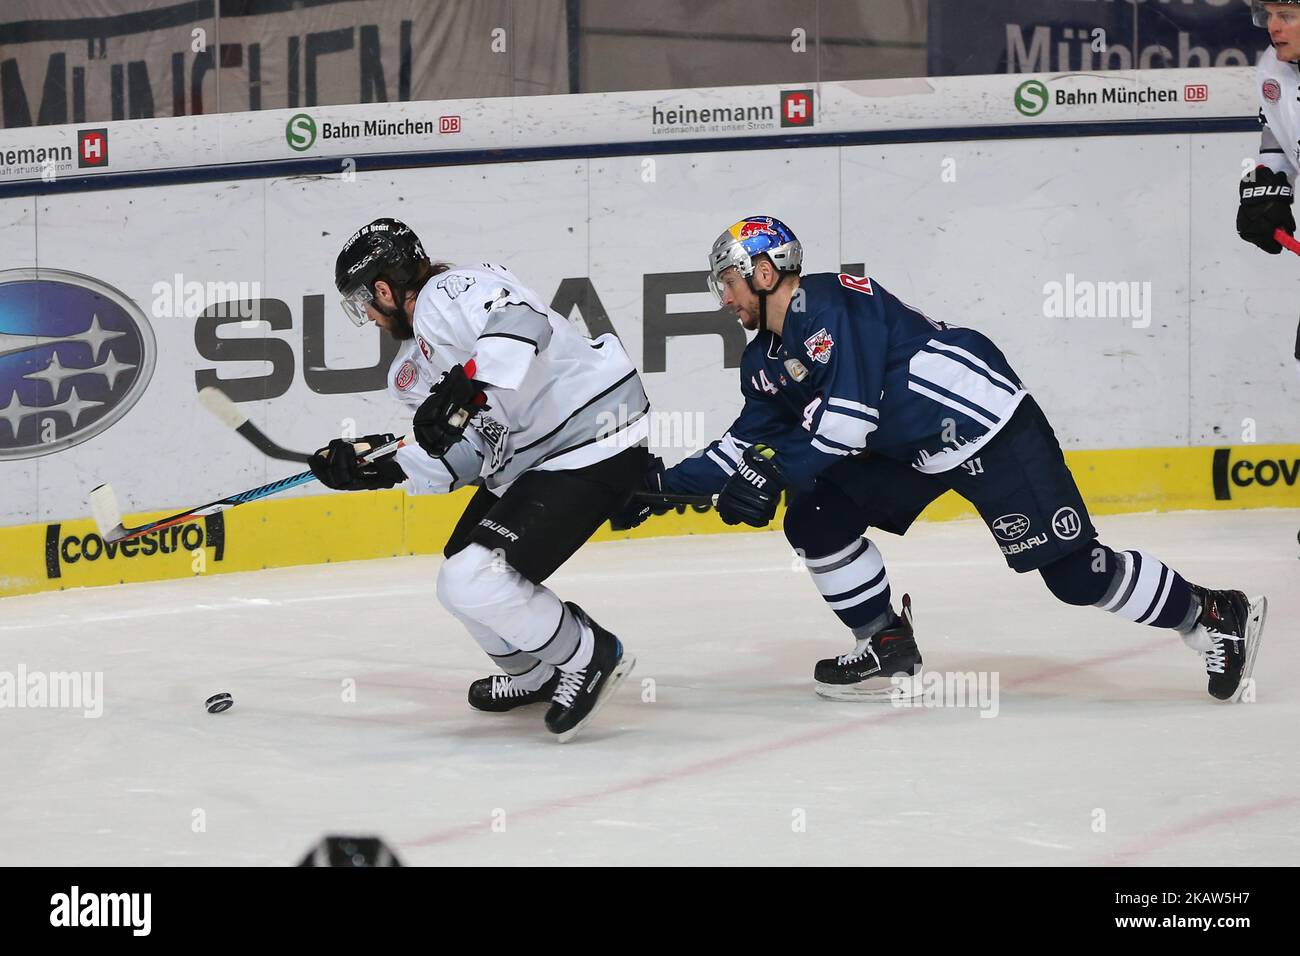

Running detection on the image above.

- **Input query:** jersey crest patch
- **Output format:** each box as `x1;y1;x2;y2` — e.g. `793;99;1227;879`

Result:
804;329;834;365
395;360;418;391
473;414;510;471
783;357;809;381
436;274;476;299
1263;79;1282;103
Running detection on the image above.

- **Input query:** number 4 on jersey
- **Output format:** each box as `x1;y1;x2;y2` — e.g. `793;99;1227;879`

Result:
752;369;780;394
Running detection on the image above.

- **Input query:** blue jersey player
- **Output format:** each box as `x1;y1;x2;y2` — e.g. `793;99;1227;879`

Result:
613;216;1267;703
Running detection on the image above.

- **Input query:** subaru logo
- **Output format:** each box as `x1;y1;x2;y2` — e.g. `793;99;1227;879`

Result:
992;513;1030;541
0;269;155;460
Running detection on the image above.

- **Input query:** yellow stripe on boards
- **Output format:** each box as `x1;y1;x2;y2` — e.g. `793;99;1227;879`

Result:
1;444;1296;597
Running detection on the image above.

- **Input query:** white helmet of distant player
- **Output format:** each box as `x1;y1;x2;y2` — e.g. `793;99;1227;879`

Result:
1253;1;1300;27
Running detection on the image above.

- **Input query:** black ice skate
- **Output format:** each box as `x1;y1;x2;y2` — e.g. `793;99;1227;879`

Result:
1185;586;1267;702
544;602;636;743
814;594;924;702
468;671;561;712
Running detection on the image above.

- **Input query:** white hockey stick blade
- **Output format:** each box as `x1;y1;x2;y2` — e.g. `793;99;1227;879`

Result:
88;484;127;542
198;386;248;430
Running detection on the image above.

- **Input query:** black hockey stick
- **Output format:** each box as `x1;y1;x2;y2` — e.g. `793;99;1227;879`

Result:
202;386;719;509
632;491;718;508
89;434;413;543
198;386;314;463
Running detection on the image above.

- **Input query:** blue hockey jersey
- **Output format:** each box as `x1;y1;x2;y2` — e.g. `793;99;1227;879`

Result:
665;272;1028;495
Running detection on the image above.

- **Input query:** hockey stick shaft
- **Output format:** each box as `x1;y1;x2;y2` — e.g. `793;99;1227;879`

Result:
632;491;718;508
1270;232;1300;368
1274;228;1300;256
198;386;314;463
89;434;412;543
202;385;479;462
202;388;715;508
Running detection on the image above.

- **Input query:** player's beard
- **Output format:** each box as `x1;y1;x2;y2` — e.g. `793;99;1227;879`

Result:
373;299;415;340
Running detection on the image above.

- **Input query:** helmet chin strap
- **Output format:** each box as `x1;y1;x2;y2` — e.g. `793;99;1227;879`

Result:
748;271;780;335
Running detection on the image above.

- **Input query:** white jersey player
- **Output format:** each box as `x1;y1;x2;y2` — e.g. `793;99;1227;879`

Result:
1240;2;1300;372
311;218;647;741
385;260;649;493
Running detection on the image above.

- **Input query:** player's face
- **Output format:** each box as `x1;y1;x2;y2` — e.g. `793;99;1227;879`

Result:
717;268;761;330
367;281;415;340
1266;4;1300;59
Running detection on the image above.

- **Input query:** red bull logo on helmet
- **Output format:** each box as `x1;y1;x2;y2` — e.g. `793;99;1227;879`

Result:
734;217;778;239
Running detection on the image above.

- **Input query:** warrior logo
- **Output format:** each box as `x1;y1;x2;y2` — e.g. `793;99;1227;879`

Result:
1052;507;1082;540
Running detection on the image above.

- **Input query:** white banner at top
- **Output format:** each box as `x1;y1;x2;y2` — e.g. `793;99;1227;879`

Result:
0;67;1258;186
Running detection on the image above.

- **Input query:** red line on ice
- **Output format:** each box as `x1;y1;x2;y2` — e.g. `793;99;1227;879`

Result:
405;634;1176;849
1096;795;1300;866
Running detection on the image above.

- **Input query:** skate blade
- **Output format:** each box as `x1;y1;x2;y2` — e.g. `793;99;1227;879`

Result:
815;669;924;703
555;653;636;744
1227;595;1267;703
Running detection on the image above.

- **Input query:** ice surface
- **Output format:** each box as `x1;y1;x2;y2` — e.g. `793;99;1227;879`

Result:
1;509;1296;866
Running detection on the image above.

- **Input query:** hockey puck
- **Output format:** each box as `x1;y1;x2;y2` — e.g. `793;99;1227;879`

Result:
205;692;233;714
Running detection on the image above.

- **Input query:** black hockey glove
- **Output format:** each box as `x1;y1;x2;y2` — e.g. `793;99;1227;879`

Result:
309;434;406;491
717;444;785;528
609;456;671;531
413;363;488;458
1238;165;1295;254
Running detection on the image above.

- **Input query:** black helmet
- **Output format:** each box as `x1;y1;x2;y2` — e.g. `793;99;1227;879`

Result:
335;218;429;326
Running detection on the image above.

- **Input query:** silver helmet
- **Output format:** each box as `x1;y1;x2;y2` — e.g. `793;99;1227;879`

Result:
707;216;803;305
1253;0;1300;27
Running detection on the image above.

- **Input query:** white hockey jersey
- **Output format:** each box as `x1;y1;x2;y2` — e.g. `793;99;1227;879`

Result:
1256;46;1300;177
387;263;650;495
